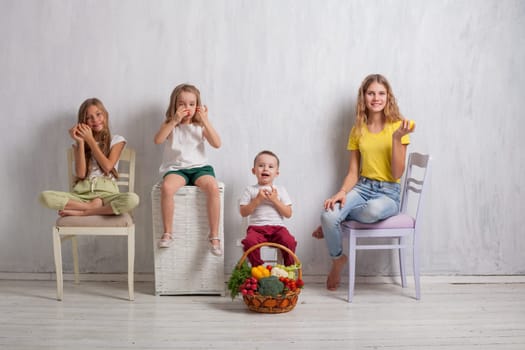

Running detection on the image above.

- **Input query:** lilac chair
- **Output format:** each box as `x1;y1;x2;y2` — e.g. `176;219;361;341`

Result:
341;152;431;302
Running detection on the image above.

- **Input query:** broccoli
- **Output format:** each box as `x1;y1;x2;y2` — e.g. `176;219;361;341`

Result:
257;276;284;297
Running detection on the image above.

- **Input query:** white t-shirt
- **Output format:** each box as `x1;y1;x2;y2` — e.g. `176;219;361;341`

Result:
86;134;126;178
239;184;292;226
159;123;208;174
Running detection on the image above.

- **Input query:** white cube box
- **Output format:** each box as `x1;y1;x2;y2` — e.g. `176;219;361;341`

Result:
151;182;225;295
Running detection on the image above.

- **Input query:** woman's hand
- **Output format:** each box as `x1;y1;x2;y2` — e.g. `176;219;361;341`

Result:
324;190;346;211
393;119;415;139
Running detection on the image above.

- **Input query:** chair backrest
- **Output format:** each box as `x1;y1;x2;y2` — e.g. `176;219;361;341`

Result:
67;147;136;192
399;152;431;225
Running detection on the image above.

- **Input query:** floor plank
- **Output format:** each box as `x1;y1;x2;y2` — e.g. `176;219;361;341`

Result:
0;279;524;349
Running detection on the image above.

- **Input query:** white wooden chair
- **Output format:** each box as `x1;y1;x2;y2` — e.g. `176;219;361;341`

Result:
52;147;136;301
341;152;431;302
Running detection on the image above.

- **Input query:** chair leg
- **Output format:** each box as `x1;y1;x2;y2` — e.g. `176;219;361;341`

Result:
399;237;407;288
413;234;421;300
52;228;63;301
128;229;135;301
348;233;357;303
71;236;80;284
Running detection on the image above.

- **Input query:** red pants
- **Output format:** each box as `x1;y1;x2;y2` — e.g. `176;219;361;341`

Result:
242;225;297;266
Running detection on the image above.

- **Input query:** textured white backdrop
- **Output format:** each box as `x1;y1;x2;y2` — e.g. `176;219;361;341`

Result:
1;0;524;277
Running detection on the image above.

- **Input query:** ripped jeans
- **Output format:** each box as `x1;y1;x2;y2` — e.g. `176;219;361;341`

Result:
320;177;400;258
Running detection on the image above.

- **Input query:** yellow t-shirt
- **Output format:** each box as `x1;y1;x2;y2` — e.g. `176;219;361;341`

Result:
347;121;410;183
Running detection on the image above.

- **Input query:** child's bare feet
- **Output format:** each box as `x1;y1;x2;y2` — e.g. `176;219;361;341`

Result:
58;209;86;217
312;225;324;239
326;254;348;291
87;197;103;209
58;198;103;216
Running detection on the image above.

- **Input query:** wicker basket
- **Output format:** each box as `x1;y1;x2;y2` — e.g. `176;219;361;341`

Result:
237;242;302;314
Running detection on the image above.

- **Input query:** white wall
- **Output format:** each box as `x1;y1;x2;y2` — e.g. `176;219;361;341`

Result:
1;0;524;277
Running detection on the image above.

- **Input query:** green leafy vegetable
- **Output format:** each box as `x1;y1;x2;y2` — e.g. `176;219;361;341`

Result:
227;261;252;300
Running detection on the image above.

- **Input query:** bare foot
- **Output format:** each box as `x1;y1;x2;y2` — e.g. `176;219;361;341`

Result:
87;197;103;209
326;254;348;291
58;209;86;217
312;225;324;239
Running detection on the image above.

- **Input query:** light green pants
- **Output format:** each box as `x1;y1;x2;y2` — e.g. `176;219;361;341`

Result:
39;177;139;215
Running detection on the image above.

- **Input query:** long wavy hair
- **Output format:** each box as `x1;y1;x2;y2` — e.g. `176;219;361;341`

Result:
77;98;118;179
165;83;203;125
352;74;403;137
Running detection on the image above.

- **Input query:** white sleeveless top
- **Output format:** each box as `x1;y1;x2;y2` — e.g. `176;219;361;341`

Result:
159;123;208;174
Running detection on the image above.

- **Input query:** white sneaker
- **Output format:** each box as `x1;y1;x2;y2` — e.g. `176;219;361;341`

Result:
208;237;222;256
158;233;173;248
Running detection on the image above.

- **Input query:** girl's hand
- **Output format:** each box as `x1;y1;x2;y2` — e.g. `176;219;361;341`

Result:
194;105;208;125
393;119;415;139
324;190;346;211
76;123;95;144
69;124;83;143
168;106;190;125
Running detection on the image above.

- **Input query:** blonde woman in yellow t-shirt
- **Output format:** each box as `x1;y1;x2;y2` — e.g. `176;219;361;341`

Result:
313;74;415;291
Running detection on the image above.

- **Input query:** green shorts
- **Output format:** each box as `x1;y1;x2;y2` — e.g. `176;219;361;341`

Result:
163;165;216;185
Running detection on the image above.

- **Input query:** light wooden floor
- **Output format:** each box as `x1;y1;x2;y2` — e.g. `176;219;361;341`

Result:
1;278;524;349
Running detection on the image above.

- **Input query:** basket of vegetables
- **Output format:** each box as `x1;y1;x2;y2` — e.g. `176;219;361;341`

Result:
227;242;304;313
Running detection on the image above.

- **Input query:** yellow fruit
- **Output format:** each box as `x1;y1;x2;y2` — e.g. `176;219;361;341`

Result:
409;120;415;131
251;265;271;280
251;267;264;280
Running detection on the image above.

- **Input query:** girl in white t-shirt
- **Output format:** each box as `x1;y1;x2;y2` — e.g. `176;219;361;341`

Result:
39;98;139;216
154;84;222;256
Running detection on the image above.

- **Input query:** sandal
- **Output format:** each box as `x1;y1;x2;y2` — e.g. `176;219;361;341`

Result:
208;236;222;256
158;232;173;248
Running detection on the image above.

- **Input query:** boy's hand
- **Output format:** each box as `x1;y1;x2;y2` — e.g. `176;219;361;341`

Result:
259;186;279;203
255;188;268;202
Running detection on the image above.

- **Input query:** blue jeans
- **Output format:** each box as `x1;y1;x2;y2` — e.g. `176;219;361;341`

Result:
320;177;401;258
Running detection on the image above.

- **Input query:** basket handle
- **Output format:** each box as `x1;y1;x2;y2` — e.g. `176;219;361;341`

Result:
237;242;302;280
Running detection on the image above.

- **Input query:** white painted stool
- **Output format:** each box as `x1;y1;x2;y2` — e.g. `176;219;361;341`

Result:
151;182;225;295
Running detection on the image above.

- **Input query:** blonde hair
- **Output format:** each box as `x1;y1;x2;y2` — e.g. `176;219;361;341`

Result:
352;74;403;138
77;98;118;179
165;83;203;125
